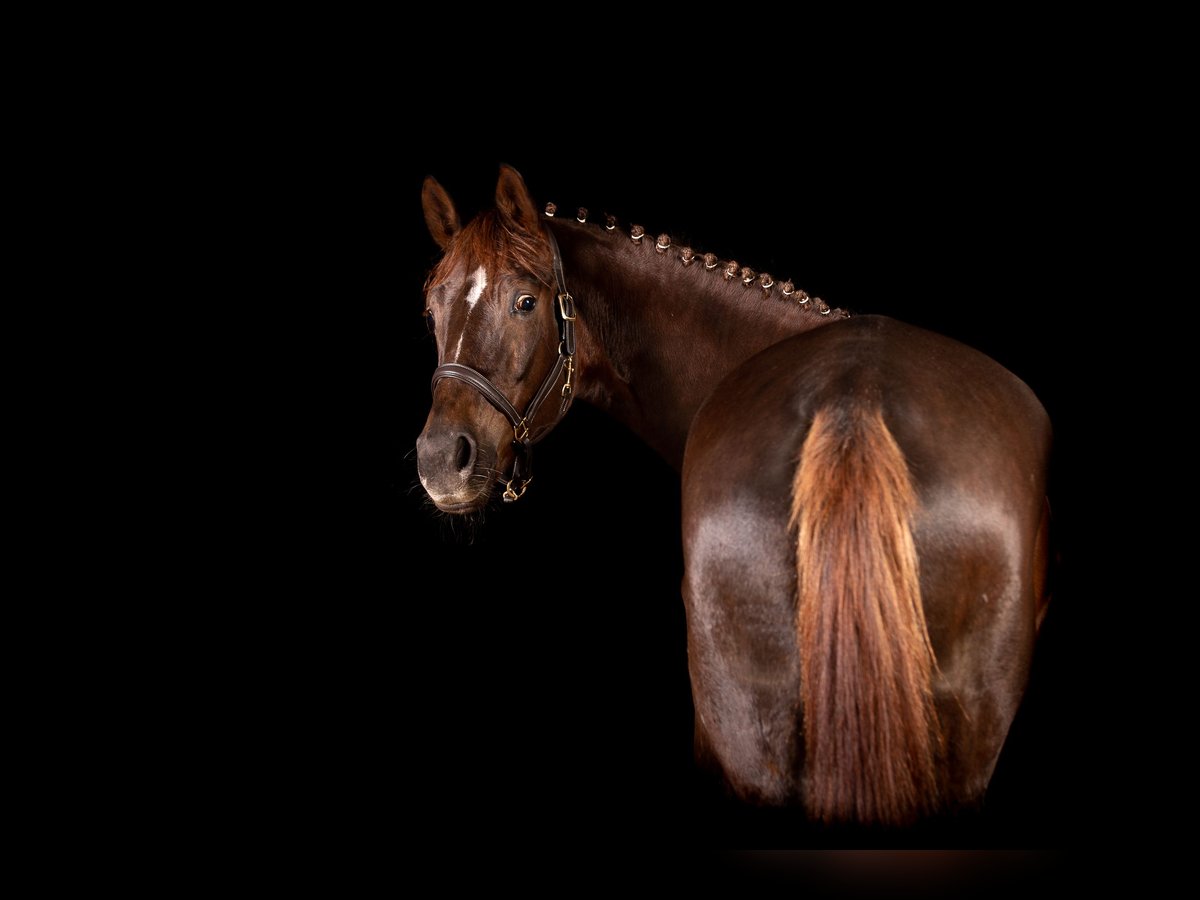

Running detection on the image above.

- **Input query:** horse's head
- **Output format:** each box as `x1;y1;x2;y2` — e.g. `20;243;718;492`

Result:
416;166;574;514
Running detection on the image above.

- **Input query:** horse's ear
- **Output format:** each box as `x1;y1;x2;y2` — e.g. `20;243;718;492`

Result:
495;164;540;234
422;176;460;250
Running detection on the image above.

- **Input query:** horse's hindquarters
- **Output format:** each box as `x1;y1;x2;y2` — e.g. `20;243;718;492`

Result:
680;316;1052;822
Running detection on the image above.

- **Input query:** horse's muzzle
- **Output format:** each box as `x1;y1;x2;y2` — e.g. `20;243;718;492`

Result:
416;427;487;512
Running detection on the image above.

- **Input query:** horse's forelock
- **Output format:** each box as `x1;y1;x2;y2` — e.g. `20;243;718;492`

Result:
427;211;552;292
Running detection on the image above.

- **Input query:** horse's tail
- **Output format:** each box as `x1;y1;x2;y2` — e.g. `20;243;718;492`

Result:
789;401;940;825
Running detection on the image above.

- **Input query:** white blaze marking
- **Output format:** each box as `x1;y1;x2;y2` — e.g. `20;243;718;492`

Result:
452;266;487;361
464;265;487;312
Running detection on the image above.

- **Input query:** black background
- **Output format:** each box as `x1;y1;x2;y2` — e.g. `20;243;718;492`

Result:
299;96;1140;855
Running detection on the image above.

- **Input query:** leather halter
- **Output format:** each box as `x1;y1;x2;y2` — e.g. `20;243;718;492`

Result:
430;227;576;502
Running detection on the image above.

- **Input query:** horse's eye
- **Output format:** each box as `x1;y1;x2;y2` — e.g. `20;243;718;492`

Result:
423;309;435;334
513;294;537;313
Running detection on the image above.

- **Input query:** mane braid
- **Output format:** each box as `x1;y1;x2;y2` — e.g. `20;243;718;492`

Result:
542;205;848;319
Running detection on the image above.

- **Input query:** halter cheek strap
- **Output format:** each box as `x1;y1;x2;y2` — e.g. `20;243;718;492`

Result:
430;227;576;502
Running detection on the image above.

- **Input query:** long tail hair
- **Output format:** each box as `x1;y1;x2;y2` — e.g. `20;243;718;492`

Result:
789;402;941;824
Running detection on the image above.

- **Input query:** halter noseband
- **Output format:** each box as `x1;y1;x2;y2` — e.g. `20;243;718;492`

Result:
430;227;576;503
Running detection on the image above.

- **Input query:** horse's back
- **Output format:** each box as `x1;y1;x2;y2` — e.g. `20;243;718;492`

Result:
680;315;1051;811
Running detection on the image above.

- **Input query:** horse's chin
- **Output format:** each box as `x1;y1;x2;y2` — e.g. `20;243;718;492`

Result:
432;496;488;515
425;477;493;515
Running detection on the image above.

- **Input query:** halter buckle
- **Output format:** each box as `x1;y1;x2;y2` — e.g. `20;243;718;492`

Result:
503;477;531;503
557;293;576;321
562;356;574;398
513;419;530;442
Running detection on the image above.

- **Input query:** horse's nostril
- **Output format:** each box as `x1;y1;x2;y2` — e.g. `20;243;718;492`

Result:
454;434;474;473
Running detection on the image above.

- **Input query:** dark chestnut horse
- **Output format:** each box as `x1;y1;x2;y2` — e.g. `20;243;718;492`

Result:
415;166;1052;825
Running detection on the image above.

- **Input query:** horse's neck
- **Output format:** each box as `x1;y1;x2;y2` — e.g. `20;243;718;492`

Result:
554;219;841;469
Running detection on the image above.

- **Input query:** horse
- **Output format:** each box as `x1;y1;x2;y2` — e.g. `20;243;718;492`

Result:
414;165;1052;826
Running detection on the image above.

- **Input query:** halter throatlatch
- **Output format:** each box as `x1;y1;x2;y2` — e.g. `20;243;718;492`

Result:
430;227;576;502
